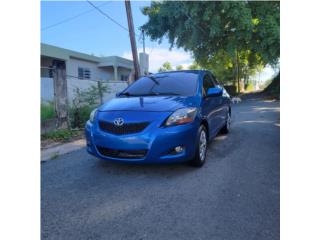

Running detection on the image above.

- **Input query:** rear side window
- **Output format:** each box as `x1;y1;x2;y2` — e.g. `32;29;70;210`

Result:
124;72;199;96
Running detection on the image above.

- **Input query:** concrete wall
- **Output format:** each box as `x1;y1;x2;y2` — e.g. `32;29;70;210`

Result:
64;58;132;95
41;77;128;105
102;81;128;102
41;77;54;102
41;56;129;106
67;78;128;105
99;66;114;80
117;67;132;81
66;58;99;79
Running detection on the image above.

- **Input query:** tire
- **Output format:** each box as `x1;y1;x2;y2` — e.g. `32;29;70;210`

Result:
189;125;208;167
221;111;231;134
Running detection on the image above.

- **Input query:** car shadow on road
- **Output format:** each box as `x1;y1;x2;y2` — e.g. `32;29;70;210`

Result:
93;156;199;179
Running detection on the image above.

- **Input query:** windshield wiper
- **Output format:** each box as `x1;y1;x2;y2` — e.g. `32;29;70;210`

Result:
151;92;180;96
134;93;159;96
119;92;134;96
119;91;180;97
119;92;158;97
146;76;160;85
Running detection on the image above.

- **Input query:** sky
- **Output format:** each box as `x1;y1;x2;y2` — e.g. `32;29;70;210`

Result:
41;0;276;80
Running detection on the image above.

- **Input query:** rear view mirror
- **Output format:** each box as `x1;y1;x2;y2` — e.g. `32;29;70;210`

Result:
207;87;223;97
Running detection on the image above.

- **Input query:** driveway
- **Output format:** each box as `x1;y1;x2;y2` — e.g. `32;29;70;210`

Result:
41;97;280;240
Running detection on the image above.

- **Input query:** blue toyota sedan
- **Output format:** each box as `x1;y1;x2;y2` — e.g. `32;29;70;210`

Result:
85;70;231;167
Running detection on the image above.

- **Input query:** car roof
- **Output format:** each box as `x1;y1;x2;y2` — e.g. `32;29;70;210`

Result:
152;70;207;76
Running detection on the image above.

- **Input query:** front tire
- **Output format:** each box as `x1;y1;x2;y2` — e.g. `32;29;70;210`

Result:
189;125;208;167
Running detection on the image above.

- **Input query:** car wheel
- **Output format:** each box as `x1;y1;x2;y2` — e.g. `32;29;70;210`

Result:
189;125;208;167
221;111;231;134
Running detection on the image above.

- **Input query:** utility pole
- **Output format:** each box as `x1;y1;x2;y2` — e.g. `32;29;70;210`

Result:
142;29;145;54
125;0;140;81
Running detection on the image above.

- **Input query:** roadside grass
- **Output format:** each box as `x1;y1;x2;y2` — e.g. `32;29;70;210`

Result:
41;102;55;121
50;152;60;160
69;105;96;129
41;129;82;142
41;103;90;145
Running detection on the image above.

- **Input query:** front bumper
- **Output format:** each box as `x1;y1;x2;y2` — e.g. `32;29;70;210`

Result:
85;119;199;164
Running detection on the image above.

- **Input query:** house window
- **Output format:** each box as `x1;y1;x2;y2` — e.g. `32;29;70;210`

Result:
40;66;53;78
48;68;53;78
78;67;91;80
121;74;129;81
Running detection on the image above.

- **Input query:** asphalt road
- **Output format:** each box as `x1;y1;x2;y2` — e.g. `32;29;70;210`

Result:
41;98;280;240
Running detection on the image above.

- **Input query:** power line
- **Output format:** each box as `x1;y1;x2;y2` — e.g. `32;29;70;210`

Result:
41;2;111;31
86;0;133;34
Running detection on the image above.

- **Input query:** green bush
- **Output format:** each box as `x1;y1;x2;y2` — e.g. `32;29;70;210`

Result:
68;84;109;129
41;129;81;141
69;105;95;129
41;102;55;121
245;82;255;92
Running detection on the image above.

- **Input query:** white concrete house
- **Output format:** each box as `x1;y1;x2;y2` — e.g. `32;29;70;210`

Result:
41;43;148;103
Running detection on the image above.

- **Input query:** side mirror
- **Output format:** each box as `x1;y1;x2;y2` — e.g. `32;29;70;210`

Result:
207;87;223;97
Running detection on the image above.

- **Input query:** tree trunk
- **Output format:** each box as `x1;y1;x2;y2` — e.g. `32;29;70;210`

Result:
235;50;240;94
52;60;68;129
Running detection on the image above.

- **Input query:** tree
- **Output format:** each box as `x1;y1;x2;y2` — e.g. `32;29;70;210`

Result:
158;61;173;72
141;1;279;91
176;65;184;70
188;61;201;70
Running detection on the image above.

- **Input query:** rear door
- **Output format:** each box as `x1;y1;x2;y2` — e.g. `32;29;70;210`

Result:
201;73;221;137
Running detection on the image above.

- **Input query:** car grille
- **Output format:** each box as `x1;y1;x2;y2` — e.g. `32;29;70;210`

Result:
99;121;149;135
96;146;147;159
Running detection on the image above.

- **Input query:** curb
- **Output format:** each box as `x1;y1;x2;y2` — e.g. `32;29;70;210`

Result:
41;139;86;162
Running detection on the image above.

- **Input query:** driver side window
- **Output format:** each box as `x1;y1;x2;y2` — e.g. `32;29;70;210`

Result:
202;74;215;96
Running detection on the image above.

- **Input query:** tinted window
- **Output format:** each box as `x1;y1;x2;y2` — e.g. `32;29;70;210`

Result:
202;74;214;96
210;73;221;87
122;72;198;96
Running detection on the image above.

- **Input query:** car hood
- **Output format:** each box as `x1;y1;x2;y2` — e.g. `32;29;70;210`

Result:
98;96;198;112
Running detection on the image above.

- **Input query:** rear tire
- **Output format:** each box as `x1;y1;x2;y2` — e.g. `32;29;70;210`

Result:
221;111;231;134
189;125;208;167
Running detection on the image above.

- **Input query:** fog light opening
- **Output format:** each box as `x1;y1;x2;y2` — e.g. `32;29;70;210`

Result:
175;146;184;153
166;146;185;156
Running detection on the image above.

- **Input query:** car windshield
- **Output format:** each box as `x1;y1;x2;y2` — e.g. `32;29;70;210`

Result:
120;72;198;96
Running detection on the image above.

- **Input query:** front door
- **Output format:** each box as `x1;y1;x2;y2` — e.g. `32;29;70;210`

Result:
201;74;221;137
210;73;227;127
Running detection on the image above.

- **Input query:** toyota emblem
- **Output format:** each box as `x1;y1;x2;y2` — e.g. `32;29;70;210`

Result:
113;118;124;126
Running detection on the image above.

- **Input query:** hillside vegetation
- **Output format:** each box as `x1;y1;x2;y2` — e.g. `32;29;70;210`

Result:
264;72;280;98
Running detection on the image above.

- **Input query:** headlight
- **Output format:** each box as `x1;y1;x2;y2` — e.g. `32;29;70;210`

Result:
165;107;197;126
89;108;97;123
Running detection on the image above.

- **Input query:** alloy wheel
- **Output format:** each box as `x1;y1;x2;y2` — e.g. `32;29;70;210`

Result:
226;112;231;130
199;130;207;162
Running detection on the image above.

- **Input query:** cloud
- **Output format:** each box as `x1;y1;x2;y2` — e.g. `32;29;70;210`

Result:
122;47;194;72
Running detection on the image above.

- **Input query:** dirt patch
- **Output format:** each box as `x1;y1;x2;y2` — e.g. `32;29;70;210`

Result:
41;132;85;149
